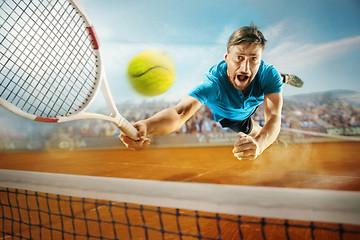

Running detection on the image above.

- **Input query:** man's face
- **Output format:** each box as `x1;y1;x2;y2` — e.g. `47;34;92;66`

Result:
225;43;263;91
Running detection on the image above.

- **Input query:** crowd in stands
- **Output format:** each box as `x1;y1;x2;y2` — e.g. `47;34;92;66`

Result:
281;96;360;129
48;94;360;139
1;94;360;141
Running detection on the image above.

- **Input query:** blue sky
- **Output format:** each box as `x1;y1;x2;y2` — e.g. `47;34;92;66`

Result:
79;0;360;104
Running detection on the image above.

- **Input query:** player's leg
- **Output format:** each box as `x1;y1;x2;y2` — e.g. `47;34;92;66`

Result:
280;73;304;88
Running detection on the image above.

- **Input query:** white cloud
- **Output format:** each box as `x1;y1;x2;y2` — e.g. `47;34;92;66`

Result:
262;20;287;42
216;25;236;46
265;35;360;72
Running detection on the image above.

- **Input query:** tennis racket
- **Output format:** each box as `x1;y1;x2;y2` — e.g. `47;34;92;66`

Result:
0;0;139;140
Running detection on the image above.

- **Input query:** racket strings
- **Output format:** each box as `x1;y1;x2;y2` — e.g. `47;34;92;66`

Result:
2;1;70;115
0;0;99;118
1;0;70;116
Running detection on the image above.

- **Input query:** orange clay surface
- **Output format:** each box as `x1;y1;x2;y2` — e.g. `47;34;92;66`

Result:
0;141;359;191
1;142;360;240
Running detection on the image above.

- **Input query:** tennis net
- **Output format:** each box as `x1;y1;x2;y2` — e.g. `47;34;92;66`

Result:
1;169;360;240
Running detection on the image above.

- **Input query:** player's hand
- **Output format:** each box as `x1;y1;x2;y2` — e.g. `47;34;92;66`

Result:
119;121;151;150
233;132;261;161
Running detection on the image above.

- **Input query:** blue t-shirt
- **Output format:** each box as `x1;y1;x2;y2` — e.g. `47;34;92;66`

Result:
189;60;282;122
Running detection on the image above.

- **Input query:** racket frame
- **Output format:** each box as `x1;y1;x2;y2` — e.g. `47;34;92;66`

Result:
0;0;139;140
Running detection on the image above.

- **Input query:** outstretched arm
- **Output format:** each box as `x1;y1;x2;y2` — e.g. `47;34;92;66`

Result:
255;92;283;153
119;95;202;150
233;92;283;160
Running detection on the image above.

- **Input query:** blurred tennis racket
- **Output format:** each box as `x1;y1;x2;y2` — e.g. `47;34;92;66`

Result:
0;0;139;140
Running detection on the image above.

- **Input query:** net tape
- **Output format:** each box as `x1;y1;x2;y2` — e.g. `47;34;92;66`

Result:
0;170;360;240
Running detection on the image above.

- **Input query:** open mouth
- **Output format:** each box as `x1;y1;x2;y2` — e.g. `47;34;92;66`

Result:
237;75;249;82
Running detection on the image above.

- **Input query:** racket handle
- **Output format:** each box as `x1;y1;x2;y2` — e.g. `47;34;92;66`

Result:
118;118;139;140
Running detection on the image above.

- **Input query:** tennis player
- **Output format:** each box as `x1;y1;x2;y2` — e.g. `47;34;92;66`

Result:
120;24;302;160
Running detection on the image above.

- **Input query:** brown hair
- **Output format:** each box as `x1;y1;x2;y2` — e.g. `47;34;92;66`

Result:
227;23;266;52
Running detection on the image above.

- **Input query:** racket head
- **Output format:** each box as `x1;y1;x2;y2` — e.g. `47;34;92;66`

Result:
0;0;104;122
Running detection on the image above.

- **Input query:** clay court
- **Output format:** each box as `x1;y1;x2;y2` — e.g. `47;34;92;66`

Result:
1;141;360;239
0;142;359;190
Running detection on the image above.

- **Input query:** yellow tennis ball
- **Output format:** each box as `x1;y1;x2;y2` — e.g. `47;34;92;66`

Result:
127;49;176;96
